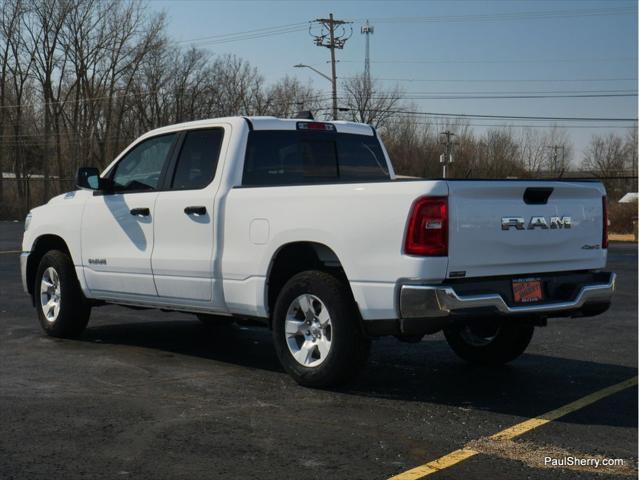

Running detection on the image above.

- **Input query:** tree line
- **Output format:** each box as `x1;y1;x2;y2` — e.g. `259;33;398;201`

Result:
0;0;636;218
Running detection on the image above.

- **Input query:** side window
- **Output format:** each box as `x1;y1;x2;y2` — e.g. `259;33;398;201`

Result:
171;128;224;190
112;134;177;191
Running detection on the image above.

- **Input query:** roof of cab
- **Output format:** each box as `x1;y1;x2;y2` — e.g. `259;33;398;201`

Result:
248;117;375;136
138;116;375;140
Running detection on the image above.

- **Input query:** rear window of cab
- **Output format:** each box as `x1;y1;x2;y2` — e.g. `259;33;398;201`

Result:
242;130;390;186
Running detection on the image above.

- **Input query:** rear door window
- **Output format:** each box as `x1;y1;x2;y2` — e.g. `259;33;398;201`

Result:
171;128;224;190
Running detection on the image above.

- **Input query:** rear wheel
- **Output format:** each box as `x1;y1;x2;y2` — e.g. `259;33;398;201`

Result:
444;321;534;365
35;250;91;338
272;270;370;387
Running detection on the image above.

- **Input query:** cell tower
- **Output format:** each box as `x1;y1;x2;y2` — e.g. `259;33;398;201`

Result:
361;20;374;84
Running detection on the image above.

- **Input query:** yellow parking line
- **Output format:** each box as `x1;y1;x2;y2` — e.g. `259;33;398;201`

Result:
388;448;478;480
490;376;637;441
0;250;20;254
389;376;638;480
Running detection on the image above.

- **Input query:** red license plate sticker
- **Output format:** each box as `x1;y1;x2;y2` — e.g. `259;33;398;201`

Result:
512;279;544;303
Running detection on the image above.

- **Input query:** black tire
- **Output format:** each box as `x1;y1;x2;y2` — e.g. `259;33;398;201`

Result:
35;250;91;338
272;270;370;388
443;321;534;365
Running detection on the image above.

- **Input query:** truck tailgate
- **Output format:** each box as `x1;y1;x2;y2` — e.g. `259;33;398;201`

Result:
447;180;607;278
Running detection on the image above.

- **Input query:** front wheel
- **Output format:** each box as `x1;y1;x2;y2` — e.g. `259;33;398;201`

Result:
444;321;534;365
35;250;91;338
272;271;370;388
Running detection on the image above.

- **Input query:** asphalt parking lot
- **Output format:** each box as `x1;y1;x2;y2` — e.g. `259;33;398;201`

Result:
0;220;636;479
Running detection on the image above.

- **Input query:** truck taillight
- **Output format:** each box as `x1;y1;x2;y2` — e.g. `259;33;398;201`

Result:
404;196;448;256
602;196;608;249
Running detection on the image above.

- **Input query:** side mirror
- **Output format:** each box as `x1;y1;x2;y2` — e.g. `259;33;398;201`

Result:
76;167;101;190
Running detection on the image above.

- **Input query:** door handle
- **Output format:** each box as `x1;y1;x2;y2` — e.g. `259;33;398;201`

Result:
184;206;207;216
130;207;150;217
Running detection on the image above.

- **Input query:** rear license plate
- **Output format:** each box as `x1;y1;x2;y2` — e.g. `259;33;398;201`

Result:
512;278;544;303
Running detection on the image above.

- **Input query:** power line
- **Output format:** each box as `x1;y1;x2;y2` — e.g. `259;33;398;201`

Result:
170;7;635;48
403;123;638;129
186;25;309;47
385;89;637;95
2;119;636;145
372;93;638;100
0;89;333;111
335;57;638;64
395;111;639;122
339;107;638;122
346;77;638;83
175;22;309;44
357;7;636;24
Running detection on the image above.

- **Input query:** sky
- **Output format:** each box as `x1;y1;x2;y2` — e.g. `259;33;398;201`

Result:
149;0;638;164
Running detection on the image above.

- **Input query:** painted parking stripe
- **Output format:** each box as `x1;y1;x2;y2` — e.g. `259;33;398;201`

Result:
0;250;20;254
389;376;638;480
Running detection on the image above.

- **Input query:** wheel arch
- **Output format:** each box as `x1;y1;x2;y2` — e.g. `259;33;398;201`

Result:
26;235;73;301
265;241;358;324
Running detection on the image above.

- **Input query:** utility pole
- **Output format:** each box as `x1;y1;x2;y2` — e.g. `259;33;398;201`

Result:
440;130;457;178
361;20;374;87
311;14;352;120
546;145;565;174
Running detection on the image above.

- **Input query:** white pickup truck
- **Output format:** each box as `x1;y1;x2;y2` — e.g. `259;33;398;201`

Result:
21;116;615;387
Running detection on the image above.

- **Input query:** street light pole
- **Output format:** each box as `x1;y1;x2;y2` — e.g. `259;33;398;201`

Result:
294;63;334;119
293;64;332;83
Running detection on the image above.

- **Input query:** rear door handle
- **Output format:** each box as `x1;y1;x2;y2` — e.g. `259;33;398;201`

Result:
130;207;150;217
184;206;207;216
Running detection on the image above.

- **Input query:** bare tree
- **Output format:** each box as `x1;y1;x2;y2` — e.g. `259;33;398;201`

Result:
624;127;638;193
624;127;637;171
476;129;524;178
262;76;325;118
1;0;634;222
518;128;548;175
2;0;38;209
23;0;73;201
381;114;432;177
583;133;626;176
342;73;403;128
0;0;26;202
97;2;164;166
212;54;263;116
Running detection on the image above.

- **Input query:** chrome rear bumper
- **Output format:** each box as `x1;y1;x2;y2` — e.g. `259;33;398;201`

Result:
400;272;615;319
